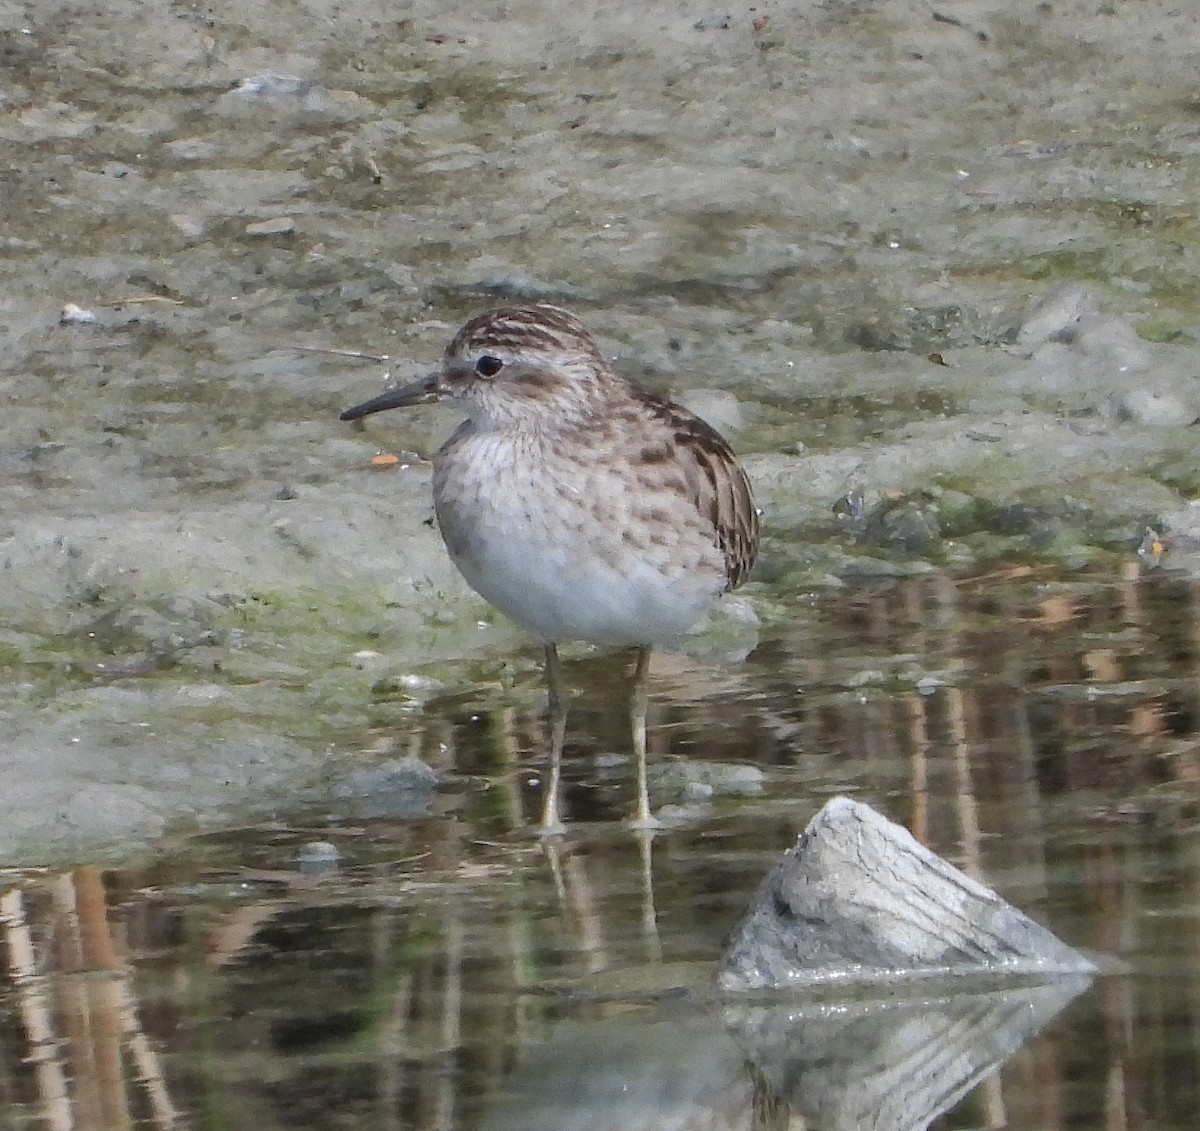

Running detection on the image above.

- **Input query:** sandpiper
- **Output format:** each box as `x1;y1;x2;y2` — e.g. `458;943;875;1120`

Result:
341;304;759;833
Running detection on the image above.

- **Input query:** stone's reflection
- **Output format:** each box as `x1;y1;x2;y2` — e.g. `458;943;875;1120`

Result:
726;980;1092;1131
482;979;1091;1131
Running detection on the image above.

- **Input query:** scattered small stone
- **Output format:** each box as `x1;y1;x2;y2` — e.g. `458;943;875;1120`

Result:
350;649;385;671
863;494;941;552
1117;388;1199;428
272;482;298;500
15;101;98;139
1017;286;1096;347
1074;313;1150;372
244;216;296;237
683;780;715;803
296;840;340;875
59;303;97;325
163;137;220;161
218;73;335;114
654;759;765;802
673;388;744;435
397;672;444;692
331;756;439;819
653;801;714;825
169;214;205;238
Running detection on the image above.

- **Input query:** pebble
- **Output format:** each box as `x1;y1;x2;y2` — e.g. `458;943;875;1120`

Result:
1118;388;1199;427
296;840;341;875
170;214;205;238
60;303;97;325
674;387;745;435
217;73;336;115
244;216;296;236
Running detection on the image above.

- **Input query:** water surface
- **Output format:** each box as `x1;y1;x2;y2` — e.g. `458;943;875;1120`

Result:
5;563;1200;1128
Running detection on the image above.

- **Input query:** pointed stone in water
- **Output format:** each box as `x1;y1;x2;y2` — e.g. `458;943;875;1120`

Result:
719;796;1097;991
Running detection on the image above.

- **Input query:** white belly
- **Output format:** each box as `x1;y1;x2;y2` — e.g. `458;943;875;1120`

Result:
431;428;725;646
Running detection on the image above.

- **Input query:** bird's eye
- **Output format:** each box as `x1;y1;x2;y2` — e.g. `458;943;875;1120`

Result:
475;355;504;378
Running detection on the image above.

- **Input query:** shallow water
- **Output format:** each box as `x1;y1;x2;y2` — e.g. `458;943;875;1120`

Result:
5;562;1200;1129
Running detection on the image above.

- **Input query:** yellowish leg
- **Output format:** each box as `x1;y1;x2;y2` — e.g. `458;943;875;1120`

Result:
628;645;662;829
540;643;568;836
634;827;662;961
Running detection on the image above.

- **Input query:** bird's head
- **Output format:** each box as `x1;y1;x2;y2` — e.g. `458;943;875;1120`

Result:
340;304;614;430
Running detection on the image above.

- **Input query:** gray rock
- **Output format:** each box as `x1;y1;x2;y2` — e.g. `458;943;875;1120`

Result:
719;796;1096;990
330;756;439;818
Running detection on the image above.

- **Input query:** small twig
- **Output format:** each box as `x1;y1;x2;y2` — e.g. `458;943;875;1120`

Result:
98;295;186;308
931;9;988;42
292;344;393;363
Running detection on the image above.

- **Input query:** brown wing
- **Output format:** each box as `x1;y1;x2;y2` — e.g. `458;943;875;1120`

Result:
632;390;759;591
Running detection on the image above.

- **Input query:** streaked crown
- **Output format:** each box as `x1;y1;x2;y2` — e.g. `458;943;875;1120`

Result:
446;304;605;366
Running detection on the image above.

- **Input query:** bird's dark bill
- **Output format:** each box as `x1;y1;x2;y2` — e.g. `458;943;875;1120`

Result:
340;372;441;421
